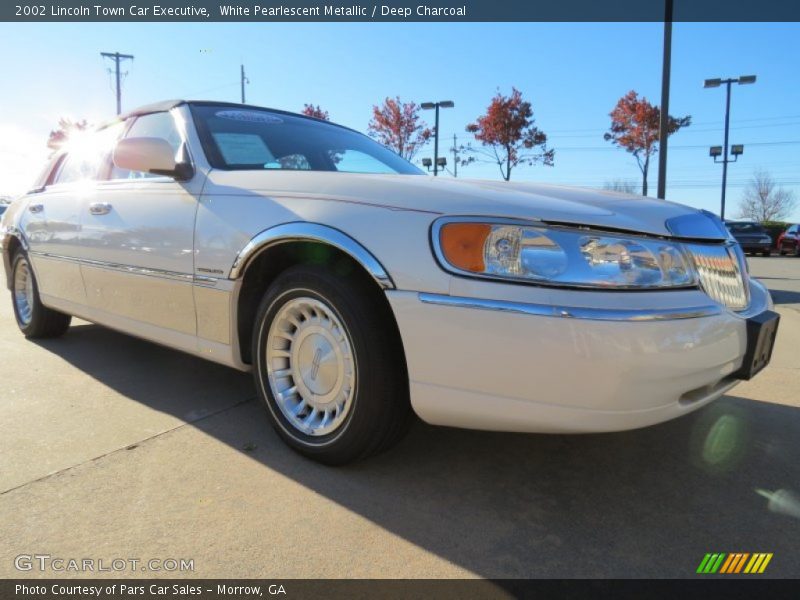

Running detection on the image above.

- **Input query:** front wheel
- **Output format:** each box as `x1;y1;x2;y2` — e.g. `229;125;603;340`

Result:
11;251;71;338
252;264;412;465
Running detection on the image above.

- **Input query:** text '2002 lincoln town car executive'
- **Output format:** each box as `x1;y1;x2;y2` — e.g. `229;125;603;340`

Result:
1;101;780;464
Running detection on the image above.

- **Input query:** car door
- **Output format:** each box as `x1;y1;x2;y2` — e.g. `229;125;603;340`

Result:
21;124;123;310
79;110;202;337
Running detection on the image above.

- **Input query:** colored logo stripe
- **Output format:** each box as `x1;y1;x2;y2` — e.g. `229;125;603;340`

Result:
697;553;773;574
720;553;749;573
744;553;773;574
697;553;726;573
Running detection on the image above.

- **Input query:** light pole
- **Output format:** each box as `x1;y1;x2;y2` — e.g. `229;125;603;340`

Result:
704;75;756;220
421;100;454;176
656;0;673;200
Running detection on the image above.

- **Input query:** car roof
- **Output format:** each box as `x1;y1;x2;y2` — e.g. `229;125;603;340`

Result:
116;99;359;134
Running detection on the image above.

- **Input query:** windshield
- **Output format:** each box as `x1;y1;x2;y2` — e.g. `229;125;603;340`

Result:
727;222;766;234
189;104;423;176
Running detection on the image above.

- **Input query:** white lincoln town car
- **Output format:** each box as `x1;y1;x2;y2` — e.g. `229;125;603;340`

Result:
1;100;780;464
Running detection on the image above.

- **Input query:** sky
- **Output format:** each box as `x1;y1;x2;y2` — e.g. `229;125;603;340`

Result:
0;21;798;220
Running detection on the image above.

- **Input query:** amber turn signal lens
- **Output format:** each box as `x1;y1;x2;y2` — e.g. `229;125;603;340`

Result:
439;223;491;272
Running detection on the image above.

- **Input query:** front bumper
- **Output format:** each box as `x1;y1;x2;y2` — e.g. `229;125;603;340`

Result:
387;279;773;433
739;241;772;252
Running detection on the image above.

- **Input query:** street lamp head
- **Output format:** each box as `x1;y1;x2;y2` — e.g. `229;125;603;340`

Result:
731;144;744;156
709;146;723;157
436;157;447;167
704;78;722;88
439;101;455;109
738;75;757;85
421;158;433;168
420;102;435;110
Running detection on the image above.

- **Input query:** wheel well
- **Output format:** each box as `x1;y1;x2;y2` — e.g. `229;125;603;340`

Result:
236;241;405;367
3;235;22;289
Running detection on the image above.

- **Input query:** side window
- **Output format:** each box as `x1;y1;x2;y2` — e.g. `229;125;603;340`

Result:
109;112;183;180
333;149;394;174
53;153;94;184
52;121;125;185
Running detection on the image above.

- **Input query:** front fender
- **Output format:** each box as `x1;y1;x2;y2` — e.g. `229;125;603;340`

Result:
230;221;395;289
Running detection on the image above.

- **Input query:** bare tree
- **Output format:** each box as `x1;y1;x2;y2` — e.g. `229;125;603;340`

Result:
602;179;637;194
737;169;797;222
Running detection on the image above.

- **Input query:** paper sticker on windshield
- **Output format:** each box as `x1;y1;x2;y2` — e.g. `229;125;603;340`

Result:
212;133;274;165
215;110;283;124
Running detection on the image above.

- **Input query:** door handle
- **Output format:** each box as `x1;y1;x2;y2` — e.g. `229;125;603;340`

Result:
28;203;43;214
89;202;112;216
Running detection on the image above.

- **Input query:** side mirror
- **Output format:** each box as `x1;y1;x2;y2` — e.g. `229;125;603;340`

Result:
113;137;192;180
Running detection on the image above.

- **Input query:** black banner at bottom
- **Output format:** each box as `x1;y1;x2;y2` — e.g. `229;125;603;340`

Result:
2;579;799;600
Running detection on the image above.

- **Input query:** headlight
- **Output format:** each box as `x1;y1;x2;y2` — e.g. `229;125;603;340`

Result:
435;219;697;289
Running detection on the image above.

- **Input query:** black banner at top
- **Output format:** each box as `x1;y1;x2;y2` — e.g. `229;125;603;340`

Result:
3;0;800;22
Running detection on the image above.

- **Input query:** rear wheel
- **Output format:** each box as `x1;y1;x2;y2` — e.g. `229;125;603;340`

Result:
252;264;412;465
11;251;71;338
779;243;788;256
762;249;771;257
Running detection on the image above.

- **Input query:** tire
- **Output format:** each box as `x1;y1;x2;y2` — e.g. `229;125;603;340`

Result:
779;244;787;256
10;251;71;338
252;264;412;465
762;249;771;257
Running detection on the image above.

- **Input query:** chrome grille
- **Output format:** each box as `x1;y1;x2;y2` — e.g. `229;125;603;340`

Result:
686;243;749;311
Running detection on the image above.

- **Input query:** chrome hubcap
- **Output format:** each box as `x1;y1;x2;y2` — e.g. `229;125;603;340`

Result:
13;259;34;326
265;297;355;437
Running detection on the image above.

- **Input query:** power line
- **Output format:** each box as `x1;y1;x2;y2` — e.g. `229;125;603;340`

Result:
553;140;800;151
184;81;240;98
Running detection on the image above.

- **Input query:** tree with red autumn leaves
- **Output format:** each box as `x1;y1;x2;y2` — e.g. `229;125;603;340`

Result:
301;104;330;121
368;97;432;161
604;90;691;196
462;88;553;181
47;118;90;152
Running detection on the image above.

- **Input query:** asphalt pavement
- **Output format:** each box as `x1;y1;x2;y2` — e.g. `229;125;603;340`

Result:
1;256;799;579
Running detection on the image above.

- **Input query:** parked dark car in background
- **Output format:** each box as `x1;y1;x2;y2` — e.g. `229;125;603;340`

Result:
725;221;773;256
777;224;800;256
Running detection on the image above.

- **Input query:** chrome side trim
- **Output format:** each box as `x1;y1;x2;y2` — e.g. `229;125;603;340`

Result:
29;252;219;288
418;293;724;322
229;222;395;289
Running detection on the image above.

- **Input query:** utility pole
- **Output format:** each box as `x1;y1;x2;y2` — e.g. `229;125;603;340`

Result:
100;51;134;115
656;0;673;200
452;134;458;178
240;64;249;104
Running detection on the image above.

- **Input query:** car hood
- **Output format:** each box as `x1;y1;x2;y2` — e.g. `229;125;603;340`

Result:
205;170;729;241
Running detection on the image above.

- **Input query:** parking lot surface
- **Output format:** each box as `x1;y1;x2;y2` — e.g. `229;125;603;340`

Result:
1;257;799;578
